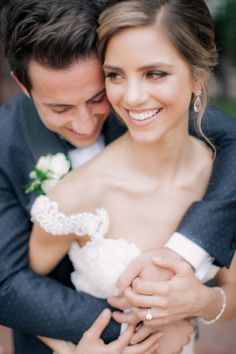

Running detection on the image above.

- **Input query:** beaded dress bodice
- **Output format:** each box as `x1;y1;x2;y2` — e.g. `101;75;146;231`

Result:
31;195;141;298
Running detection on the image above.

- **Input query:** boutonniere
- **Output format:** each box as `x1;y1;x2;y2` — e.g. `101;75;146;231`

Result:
25;153;71;195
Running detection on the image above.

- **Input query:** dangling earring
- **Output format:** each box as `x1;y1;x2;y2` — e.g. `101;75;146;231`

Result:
194;90;202;113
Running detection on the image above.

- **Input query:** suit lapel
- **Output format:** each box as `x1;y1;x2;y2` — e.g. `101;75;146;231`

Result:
20;94;68;162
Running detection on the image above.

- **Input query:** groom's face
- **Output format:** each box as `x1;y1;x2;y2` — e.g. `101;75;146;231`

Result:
20;56;111;148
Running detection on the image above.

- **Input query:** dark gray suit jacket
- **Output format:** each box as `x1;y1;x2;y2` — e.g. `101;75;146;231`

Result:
0;94;124;353
0;94;236;353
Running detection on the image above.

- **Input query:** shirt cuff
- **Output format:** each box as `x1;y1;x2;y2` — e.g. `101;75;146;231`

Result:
165;232;214;280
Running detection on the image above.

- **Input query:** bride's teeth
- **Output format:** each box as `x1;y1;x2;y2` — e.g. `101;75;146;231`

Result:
129;109;160;121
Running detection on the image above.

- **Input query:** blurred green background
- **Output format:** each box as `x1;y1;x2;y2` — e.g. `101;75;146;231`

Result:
206;0;236;117
0;0;236;117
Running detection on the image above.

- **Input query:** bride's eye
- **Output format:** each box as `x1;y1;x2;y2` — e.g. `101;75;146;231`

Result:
146;71;168;80
105;71;123;82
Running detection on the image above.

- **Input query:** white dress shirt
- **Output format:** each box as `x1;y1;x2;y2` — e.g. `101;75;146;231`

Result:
166;233;218;281
68;135;105;169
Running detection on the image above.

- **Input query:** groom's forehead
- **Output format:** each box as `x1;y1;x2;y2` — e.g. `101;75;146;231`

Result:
28;57;104;92
28;57;107;107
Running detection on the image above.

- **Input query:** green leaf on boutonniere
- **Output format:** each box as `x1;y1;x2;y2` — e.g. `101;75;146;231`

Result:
25;153;71;195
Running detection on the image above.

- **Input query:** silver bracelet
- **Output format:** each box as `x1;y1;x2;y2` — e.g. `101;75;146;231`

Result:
200;287;226;325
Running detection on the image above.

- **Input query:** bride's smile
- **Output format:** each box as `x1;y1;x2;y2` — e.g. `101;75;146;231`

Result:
104;25;200;145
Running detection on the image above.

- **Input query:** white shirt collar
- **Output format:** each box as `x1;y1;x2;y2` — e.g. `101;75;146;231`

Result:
68;135;105;169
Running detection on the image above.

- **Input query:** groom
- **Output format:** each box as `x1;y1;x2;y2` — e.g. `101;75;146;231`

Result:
0;0;236;353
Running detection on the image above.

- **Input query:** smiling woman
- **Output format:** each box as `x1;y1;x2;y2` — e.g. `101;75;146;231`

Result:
98;0;218;142
103;25;198;145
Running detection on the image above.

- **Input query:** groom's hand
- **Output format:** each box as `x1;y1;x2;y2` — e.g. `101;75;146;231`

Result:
115;248;183;295
108;248;187;326
108;248;182;310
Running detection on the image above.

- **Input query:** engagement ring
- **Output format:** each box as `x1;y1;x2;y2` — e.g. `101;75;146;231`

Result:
145;308;153;321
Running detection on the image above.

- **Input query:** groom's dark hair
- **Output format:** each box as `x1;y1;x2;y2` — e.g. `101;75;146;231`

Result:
0;0;104;91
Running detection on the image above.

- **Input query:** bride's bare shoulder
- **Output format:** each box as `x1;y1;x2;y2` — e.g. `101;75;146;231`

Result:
48;135;126;213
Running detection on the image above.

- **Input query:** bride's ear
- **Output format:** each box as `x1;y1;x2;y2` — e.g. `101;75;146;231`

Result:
10;71;31;98
192;68;209;93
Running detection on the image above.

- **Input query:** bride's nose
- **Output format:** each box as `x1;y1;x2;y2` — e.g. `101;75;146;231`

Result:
123;79;148;107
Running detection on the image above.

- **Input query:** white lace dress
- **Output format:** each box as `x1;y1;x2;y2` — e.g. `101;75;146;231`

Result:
31;195;141;298
31;195;196;353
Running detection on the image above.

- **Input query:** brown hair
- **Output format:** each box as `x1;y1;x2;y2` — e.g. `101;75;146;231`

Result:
1;0;103;91
98;0;218;146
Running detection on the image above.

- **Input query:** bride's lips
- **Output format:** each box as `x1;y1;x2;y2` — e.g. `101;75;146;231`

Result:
127;108;162;126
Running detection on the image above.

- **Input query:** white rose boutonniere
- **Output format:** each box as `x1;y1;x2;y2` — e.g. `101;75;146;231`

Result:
25;153;71;195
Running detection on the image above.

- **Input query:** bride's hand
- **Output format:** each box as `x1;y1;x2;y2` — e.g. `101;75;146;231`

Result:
109;248;182;313
124;319;195;354
154;320;195;354
115;249;177;296
108;249;180;326
74;308;161;354
71;308;131;354
40;309;162;354
112;257;210;327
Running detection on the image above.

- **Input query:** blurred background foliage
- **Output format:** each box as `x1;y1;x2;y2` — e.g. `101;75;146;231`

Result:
206;0;236;116
0;0;236;116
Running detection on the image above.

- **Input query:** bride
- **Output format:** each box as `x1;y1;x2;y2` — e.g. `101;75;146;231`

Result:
29;0;236;353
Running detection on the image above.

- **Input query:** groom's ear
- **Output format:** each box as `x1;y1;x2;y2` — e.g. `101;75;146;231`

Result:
11;71;31;98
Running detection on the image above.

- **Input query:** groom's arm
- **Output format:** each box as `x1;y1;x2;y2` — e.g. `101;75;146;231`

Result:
167;106;236;269
0;170;120;343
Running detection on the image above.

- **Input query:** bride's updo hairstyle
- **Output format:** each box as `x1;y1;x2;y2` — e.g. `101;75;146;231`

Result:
98;0;218;140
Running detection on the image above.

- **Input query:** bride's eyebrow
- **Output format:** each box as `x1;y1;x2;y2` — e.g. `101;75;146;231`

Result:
103;62;174;71
103;64;122;70
138;63;174;70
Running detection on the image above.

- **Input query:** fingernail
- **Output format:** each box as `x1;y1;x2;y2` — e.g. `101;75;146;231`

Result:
101;309;110;317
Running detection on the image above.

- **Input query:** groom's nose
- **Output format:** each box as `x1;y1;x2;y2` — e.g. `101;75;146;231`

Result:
72;106;96;135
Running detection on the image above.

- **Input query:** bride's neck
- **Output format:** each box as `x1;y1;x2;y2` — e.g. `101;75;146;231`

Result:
123;129;194;182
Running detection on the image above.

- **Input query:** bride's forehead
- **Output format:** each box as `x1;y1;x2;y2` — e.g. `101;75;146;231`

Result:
104;26;186;68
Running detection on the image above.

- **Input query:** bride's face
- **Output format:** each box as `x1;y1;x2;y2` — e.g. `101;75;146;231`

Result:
103;25;199;144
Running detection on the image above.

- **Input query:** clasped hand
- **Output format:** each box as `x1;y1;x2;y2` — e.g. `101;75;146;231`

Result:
108;248;209;327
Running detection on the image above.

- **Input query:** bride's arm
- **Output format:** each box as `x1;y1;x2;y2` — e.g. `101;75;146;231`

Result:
29;168;90;274
29;178;89;275
200;255;236;322
29;223;77;274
